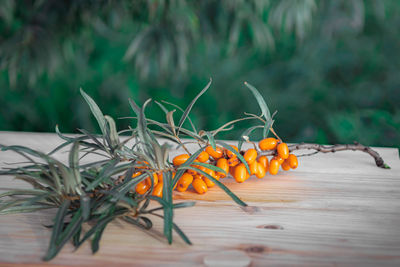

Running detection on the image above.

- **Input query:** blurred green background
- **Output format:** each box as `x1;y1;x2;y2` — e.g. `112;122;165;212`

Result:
0;0;399;147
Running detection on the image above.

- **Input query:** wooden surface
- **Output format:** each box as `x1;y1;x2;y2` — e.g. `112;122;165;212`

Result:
0;131;399;266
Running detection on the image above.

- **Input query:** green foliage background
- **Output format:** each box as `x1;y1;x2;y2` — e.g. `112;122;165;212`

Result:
0;0;399;147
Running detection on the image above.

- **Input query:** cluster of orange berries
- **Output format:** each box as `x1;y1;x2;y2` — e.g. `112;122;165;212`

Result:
171;137;298;194
133;137;298;196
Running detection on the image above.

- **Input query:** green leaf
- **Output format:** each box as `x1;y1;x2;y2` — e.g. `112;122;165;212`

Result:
217;141;251;174
162;171;173;244
204;131;216;150
178;78;212;133
262;118;274;139
173;222;192;245
77;215;114;248
123;216;153;230
69;141;82;191
80;195;90;221
104;115;120;149
45;207;88;260
238;125;263;150
166;110;177;136
56;162;75;195
72;226;81;248
109;173;147;202
0;189;47;199
184;162;227;176
80;88;106;136
45;200;70;261
91;225;106;254
244;82;271;121
129;98;154;156
161;100;197;133
0;204;53;215
154;101;169;114
48;163;62;193
86;158;119;191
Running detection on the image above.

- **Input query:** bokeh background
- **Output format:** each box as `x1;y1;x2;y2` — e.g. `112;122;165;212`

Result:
1;0;399;147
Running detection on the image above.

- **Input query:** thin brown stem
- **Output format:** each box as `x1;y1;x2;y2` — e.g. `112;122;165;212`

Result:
269;127;281;142
259;142;390;169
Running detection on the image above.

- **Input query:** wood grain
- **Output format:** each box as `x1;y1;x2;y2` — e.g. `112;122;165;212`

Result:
0;131;399;266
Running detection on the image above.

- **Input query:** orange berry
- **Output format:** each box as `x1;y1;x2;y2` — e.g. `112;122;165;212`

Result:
173;154;190;166
255;162;266;178
273;155;284;165
244;148;257;165
145;172;159;187
176;173;194;192
281;160;291;171
197;151;209;163
288;154;298;169
216;158;229;178
249;161;258;175
233;163;249;183
228;156;240;167
258;156;269;171
152;183;163;197
203;177;215;187
158;172;163;183
136;180;149;194
225;145;238;158
205;146;223;159
269;159;279;175
187;171;197;177
229;166;236;177
152;173;159;185
192;178;208;194
258;138;278;150
132;172;142;178
277;142;289;160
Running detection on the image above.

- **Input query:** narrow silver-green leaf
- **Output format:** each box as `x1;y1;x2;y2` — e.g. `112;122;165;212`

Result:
155;100;169;114
80;88;106;136
104;115;120;149
166;110;177;136
182;162;227;176
69;142;82;191
162;171;173;244
161;100;197;133
204;131;216;150
46;200;70;260
0;189;47;199
80;195;90;221
178;78;212;133
173;222;192;245
0;205;53;215
244;82;271;121
238;125;263;150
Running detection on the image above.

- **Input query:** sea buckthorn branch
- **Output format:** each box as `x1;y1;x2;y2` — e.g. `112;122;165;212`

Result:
285;142;390;169
0;81;390;262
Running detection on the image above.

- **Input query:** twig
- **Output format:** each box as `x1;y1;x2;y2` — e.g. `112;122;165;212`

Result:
260;142;390;169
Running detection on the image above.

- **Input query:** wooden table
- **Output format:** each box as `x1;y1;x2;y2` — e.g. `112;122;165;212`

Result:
0;131;399;266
